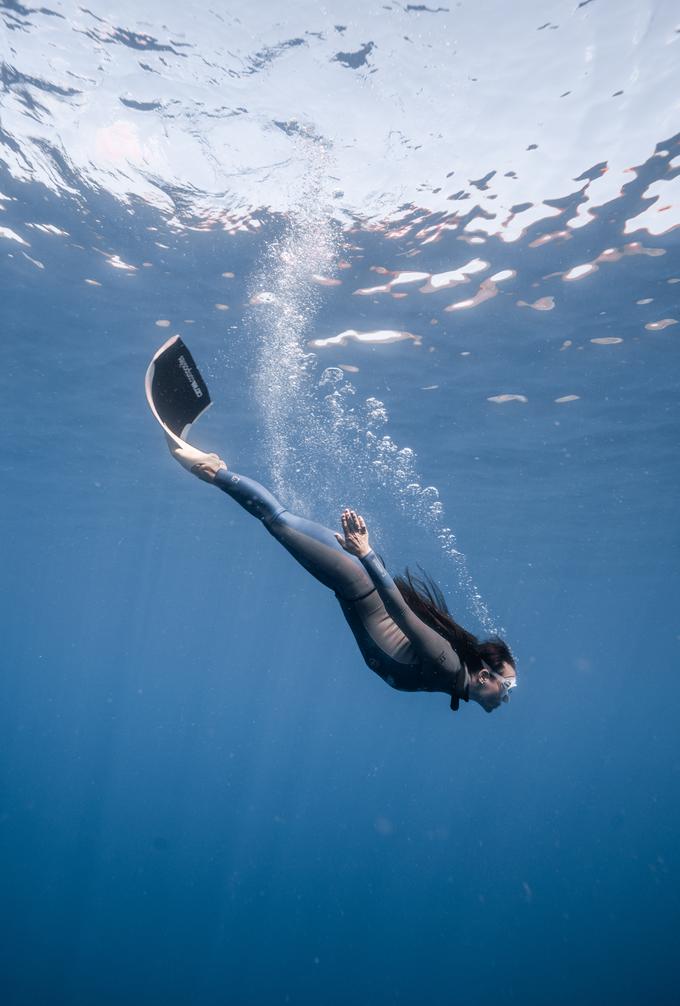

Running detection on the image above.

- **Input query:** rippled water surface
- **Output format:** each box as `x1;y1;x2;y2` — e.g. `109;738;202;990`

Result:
2;3;679;1005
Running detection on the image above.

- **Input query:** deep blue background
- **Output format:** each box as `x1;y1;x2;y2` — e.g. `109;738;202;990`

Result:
1;160;679;1005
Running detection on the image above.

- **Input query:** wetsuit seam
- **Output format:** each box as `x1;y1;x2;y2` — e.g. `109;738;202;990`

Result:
337;585;378;605
263;506;288;528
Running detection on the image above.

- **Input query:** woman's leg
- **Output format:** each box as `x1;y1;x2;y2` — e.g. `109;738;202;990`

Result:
211;468;375;603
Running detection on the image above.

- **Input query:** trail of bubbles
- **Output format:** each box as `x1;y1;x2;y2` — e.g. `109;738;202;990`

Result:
247;140;501;633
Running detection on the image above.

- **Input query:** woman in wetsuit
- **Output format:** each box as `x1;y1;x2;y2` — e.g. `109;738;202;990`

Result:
170;442;516;715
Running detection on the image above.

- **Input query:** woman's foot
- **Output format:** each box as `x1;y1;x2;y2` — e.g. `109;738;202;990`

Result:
165;434;227;482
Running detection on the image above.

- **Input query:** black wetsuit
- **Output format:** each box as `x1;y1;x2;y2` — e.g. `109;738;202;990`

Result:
213;469;470;711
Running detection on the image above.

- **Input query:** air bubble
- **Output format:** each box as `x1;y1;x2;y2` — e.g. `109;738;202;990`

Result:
319;367;345;387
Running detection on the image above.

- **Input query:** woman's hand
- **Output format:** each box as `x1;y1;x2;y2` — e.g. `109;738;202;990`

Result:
335;509;371;558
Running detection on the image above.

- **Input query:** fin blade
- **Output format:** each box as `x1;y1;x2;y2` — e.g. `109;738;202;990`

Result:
145;336;212;444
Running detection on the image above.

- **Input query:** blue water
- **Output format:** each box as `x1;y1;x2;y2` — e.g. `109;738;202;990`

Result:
2;3;680;1004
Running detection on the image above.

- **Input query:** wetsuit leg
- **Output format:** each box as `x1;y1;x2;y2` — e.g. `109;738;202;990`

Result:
212;469;374;602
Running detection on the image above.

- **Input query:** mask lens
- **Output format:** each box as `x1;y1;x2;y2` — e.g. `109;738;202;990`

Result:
491;668;516;696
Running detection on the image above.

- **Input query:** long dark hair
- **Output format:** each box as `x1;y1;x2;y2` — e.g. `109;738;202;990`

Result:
393;567;515;674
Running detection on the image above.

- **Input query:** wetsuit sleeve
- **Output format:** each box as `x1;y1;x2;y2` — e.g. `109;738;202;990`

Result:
359;550;463;674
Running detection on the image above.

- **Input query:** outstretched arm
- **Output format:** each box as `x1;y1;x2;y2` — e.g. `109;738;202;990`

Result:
335;511;462;675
